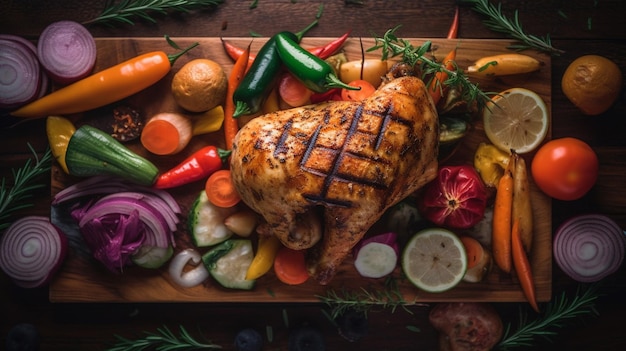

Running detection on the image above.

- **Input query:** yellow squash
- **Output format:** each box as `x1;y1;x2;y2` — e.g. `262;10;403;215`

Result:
46;116;76;174
245;235;282;280
467;53;541;77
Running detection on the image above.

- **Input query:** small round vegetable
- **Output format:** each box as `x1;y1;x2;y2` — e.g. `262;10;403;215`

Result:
288;326;325;351
354;242;398;278
141;112;193;155
273;246;309;285
418;165;488;229
340;59;388;87
0;216;68;288
531;137;599;200
0;37;44;109
37;20;96;84
553;214;625;282
5;323;40;351
340;79;376;101
234;328;263;351
205;169;241;208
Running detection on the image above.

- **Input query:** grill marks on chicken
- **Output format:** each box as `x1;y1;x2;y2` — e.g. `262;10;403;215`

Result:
230;76;439;284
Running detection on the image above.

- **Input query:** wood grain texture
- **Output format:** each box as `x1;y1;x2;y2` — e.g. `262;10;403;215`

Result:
48;37;552;303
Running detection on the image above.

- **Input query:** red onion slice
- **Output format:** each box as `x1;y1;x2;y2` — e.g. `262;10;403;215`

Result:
37;20;96;85
0;38;42;109
553;214;625;282
0;216;68;288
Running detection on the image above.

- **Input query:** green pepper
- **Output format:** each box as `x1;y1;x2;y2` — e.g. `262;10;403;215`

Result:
232;20;318;117
274;33;359;93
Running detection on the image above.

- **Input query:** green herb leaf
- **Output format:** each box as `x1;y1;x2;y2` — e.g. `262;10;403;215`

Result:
106;325;221;351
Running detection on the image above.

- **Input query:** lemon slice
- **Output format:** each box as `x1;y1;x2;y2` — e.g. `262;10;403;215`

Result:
402;228;467;293
483;88;549;154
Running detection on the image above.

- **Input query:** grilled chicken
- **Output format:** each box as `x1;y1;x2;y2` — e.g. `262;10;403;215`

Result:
230;76;439;284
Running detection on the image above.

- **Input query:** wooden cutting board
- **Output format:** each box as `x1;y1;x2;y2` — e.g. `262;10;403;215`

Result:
49;37;552;303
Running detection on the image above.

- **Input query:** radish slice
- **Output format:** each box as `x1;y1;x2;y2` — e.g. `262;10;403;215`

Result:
37;20;96;85
553;214;625;283
0;216;68;288
354;242;398;278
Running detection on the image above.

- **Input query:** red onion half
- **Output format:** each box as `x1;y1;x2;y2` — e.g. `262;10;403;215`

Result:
0;216;68;288
37;20;96;85
553;214;625;282
0;37;44;109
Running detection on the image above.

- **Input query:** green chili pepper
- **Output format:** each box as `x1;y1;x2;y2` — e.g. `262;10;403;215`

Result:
274;33;359;93
232;20;318;118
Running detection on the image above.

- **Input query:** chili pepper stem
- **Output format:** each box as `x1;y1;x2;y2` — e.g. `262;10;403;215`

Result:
164;35;199;65
326;73;360;91
294;19;319;41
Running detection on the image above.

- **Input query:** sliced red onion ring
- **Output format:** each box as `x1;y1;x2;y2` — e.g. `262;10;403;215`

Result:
168;249;210;288
37;20;96;84
0;38;42;109
0;216;68;288
553;214;625;283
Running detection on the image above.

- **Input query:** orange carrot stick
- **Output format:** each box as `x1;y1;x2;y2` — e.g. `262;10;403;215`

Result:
492;168;514;273
512;152;534;252
428;48;457;106
512;217;540;312
223;43;250;150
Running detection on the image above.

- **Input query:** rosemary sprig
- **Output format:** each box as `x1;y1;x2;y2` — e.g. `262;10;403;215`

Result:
83;0;224;26
107;325;222;351
495;284;600;350
462;0;565;56
369;26;493;110
0;145;51;232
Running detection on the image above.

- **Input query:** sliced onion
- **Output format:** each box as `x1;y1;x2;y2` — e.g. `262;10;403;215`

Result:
0;216;68;288
0;38;42;109
168;249;210;288
37;20;96;85
553;214;626;283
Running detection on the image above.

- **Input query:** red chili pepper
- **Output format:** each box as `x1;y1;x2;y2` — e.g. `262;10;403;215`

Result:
153;146;231;189
221;30;351;64
447;6;460;39
309;88;342;104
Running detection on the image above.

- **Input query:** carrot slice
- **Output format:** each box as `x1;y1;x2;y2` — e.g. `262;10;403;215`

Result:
278;72;313;107
204;169;241;208
141;112;191;155
273;246;309;285
460;236;484;269
341;79;376;101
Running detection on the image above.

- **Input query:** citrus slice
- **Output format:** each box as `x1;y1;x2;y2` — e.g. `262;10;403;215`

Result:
402;228;467;293
483;88;549;154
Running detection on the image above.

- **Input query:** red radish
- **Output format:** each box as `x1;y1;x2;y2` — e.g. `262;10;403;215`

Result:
37;20;96;85
353;232;399;278
0;216;68;288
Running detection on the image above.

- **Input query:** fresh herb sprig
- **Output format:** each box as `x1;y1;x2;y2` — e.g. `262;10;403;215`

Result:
107;325;222;351
369;26;492;110
462;0;564;56
495;284;600;350
0;145;51;232
83;0;224;26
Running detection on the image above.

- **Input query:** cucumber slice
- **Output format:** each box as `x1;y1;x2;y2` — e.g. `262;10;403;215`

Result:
354;242;398;278
188;191;237;247
202;239;255;290
131;245;174;269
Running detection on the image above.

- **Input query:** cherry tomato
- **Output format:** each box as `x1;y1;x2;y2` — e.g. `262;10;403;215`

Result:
530;137;599;201
205;169;241;208
341;80;376;101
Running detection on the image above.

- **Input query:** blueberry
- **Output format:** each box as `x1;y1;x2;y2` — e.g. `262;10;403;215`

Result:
234;328;263;351
288;326;325;351
336;309;369;342
5;323;40;351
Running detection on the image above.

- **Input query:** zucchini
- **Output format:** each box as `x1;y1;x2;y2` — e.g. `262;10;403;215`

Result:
65;125;159;186
202;239;255;290
188;191;237;247
131;245;174;269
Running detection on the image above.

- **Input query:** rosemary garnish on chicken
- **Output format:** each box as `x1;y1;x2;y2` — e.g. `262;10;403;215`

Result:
369;26;492;110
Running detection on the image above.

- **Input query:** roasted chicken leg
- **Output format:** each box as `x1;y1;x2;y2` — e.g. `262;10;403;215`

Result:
230;76;439;284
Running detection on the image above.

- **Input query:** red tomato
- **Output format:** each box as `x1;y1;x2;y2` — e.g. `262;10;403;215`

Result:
531;137;599;201
341;80;376;101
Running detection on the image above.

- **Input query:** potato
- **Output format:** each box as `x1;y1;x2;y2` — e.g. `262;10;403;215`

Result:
340;59;388;87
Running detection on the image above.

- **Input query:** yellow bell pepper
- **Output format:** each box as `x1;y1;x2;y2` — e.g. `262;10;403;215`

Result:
191;105;225;136
46;116;76;174
245;235;282;280
473;142;511;187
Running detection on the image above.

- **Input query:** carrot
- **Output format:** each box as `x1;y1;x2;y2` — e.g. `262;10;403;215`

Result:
278;72;313;107
140;112;192;155
447;6;460;39
273;245;309;285
11;39;198;118
512;152;534;252
204;169;241;208
492;167;514;274
341;79;376;101
428;48;457;106
223;43;250;150
512;217;540;312
460;236;484;270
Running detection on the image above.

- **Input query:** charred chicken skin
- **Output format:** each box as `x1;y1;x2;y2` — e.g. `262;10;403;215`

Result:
230;76;439;284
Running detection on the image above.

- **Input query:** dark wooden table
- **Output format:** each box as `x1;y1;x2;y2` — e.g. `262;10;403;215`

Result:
1;1;625;350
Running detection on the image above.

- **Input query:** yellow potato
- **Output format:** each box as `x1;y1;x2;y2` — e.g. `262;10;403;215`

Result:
340;59;388;87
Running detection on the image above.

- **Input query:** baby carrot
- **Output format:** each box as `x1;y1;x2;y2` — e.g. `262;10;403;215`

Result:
512;217;540;312
223;43;250;150
512;153;534;252
492;168;514;273
428;48;457;106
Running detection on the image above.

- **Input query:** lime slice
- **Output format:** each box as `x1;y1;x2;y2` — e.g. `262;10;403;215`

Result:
402;228;467;293
483;88;549;154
